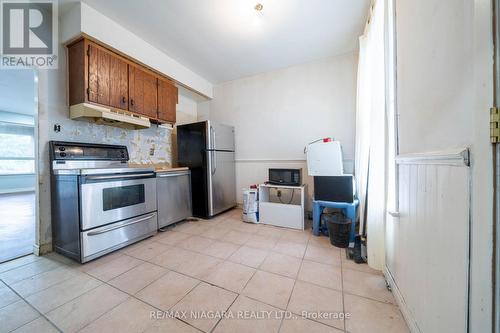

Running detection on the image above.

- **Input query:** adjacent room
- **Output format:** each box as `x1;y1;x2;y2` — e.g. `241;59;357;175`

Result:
0;70;37;263
0;1;495;333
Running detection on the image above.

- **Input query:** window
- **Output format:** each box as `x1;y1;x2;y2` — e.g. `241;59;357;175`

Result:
0;123;35;175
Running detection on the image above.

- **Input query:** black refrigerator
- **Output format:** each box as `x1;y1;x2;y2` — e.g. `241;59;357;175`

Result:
177;120;236;218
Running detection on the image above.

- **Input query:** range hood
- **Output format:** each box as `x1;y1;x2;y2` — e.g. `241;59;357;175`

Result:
69;103;150;129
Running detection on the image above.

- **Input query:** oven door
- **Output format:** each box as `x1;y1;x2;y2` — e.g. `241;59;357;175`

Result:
80;173;157;230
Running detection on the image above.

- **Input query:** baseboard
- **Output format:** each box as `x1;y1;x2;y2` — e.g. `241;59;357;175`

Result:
33;242;52;256
0;187;36;194
384;266;420;333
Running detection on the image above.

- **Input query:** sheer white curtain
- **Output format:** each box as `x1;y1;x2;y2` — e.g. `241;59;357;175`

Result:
355;0;386;269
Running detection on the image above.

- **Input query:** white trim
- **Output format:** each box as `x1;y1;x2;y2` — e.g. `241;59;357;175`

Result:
0;157;35;161
235;158;355;163
395;148;470;166
384;266;421;333
235;159;307;163
0;187;36;195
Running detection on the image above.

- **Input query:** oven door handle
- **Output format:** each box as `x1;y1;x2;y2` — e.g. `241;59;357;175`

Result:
85;172;155;181
86;213;157;236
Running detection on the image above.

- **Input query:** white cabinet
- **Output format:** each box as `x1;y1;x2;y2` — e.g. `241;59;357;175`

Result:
258;184;306;230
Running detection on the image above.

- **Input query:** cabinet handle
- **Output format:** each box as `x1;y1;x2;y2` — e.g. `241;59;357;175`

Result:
122;96;126;104
130;99;134;106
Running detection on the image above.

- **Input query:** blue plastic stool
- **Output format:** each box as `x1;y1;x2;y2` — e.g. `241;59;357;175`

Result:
312;199;359;247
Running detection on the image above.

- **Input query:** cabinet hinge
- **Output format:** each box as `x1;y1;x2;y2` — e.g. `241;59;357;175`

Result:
491;107;500;143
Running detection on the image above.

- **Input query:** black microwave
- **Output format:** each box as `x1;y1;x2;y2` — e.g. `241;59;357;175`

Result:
268;168;302;186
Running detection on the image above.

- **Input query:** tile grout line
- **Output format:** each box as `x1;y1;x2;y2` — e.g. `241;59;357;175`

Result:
2;280;64;333
111;233;369;332
3;214;386;333
340;248;347;333
276;228;311;333
0;254;43;274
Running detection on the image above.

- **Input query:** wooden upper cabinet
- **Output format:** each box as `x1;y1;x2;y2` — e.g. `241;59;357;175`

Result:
88;43;128;109
109;55;128;110
88;44;110;106
128;65;157;119
157;78;178;123
143;71;158;119
68;37;178;124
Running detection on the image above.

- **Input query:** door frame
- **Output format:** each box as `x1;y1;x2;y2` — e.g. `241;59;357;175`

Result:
33;69;40;257
493;0;500;331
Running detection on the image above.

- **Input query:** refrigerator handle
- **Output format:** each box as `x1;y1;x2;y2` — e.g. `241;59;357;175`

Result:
212;127;217;150
213;151;217;175
210;126;216;150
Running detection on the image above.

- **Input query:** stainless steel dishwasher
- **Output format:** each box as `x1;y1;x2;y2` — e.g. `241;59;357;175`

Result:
156;169;192;229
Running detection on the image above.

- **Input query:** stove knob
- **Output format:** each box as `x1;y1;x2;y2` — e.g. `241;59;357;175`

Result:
59;146;65;151
60;152;66;157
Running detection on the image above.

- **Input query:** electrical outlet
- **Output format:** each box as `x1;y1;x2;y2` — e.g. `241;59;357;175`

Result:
53;124;61;132
149;148;155;156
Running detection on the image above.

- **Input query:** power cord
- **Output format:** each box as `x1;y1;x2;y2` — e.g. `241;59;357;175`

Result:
274;188;295;204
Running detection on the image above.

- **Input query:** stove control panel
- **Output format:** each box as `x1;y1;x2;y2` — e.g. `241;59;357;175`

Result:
50;141;129;161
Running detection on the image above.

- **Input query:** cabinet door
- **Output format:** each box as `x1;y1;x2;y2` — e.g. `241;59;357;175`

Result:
88;44;111;106
143;71;158;119
157;78;178;123
129;66;158;118
88;43;128;110
128;65;144;114
109;56;128;110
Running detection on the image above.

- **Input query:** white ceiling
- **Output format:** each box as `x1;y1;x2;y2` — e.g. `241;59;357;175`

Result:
81;0;369;83
0;70;36;115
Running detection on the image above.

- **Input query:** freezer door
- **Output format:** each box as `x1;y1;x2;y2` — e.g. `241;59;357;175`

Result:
207;151;236;216
208;122;235;151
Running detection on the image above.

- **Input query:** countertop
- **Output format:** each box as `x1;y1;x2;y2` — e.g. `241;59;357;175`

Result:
128;163;189;172
155;167;189;172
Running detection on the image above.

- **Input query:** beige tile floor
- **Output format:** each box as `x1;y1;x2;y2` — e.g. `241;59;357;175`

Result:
0;208;409;333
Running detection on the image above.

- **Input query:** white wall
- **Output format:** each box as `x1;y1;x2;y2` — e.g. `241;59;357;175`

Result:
394;0;493;331
203;52;358;205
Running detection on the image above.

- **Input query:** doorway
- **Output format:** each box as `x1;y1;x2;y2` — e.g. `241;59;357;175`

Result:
0;69;38;263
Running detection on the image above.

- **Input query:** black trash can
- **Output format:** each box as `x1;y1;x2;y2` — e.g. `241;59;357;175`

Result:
322;212;351;248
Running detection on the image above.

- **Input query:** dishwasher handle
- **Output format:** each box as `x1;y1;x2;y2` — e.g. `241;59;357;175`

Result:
157;172;189;178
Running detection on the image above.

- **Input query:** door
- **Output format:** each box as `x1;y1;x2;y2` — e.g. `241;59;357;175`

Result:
157;171;192;227
208;122;235;151
207;151;236;216
128;66;157;118
109;55;128;110
157;78;178;123
88;43;128;110
80;175;157;230
0;70;37;263
88;44;111;106
81;212;157;262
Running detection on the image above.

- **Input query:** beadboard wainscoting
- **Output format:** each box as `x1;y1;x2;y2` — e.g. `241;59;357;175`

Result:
385;148;470;333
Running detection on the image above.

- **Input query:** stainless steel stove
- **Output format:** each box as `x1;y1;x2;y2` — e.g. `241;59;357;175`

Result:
49;141;157;263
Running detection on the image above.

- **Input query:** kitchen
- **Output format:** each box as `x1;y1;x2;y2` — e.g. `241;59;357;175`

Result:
0;1;495;333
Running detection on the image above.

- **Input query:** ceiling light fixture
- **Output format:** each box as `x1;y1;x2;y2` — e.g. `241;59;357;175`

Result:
254;3;263;12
